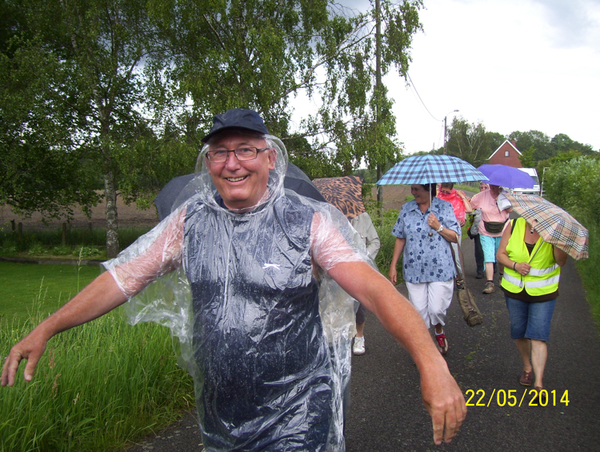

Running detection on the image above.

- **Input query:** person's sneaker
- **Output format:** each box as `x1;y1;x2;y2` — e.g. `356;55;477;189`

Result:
353;336;365;355
476;272;484;279
482;281;495;294
435;333;449;355
519;370;534;387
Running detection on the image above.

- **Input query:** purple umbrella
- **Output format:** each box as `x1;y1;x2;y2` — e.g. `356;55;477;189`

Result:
477;164;535;189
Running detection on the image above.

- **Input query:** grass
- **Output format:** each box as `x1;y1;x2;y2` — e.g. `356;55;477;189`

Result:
0;271;195;452
0;262;101;323
575;219;600;326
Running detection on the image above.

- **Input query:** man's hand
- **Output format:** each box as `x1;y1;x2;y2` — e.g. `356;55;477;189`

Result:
1;330;48;387
324;258;467;444
2;272;128;388
420;367;467;445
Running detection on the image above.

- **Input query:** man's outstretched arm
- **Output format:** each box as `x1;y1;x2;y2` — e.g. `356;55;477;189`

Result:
2;209;185;387
1;272;127;387
327;260;467;445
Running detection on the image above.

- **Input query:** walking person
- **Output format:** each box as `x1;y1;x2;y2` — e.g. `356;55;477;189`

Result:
312;176;381;356
3;109;466;450
467;181;489;279
437;182;472;288
350;211;380;355
496;217;567;390
389;184;461;355
470;183;510;294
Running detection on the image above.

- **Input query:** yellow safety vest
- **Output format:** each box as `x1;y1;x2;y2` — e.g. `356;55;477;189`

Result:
501;218;560;296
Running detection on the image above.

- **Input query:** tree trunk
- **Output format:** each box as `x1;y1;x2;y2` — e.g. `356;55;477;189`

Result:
375;0;384;220
377;163;384;221
104;170;119;258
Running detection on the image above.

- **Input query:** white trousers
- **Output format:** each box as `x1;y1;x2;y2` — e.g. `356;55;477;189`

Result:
406;279;454;329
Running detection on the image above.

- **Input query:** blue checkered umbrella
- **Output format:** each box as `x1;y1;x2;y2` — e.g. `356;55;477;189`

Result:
376;154;488;185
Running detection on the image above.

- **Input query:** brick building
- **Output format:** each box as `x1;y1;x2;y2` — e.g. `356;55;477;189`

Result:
488;140;522;167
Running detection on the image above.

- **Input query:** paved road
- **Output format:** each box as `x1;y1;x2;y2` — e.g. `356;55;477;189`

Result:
125;233;600;452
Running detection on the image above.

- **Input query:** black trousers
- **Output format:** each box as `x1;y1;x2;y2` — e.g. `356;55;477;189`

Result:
474;234;484;275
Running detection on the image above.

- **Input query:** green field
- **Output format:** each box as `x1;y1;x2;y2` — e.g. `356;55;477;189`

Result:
0;262;101;323
0;261;195;452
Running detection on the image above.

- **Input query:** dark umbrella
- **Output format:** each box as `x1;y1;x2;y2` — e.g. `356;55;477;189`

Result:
154;162;325;220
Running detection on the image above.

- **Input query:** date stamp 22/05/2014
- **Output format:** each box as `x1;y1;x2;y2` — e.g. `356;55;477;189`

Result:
465;388;569;407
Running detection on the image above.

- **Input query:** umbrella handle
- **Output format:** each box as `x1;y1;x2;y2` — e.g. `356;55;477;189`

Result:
528;240;542;263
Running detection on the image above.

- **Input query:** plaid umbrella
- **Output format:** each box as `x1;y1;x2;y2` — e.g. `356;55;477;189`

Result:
477;164;534;189
503;193;589;260
376;154;487;185
312;176;366;219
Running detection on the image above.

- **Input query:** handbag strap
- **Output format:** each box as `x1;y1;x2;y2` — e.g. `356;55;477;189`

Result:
452;240;478;307
450;238;466;281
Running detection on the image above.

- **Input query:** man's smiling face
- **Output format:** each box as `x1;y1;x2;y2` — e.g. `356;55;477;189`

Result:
206;131;276;211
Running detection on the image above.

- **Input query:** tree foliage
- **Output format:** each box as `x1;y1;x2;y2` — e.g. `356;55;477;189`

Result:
0;33;101;220
443;117;497;167
543;155;600;225
308;0;423;177
1;0;425;254
0;0;183;256
442;118;597;170
145;0;422;176
509;130;595;167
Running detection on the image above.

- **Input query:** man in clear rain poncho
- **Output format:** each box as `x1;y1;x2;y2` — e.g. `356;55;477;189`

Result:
2;109;466;451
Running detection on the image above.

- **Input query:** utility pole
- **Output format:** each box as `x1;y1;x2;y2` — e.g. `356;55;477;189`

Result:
443;109;459;154
443;116;448;154
375;0;384;218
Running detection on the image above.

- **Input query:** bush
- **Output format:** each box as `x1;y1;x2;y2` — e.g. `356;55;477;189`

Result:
74;245;101;258
0;226;153;259
52;245;72;256
542;155;600;326
365;201;402;279
544;156;600;224
1;238;18;256
27;241;48;256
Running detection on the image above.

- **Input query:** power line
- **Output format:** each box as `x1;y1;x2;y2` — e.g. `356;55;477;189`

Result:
407;72;440;122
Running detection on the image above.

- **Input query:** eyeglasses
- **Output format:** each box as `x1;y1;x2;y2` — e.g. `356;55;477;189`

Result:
206;146;268;163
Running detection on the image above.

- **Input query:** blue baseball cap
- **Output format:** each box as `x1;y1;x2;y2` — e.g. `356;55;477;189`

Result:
201;108;269;143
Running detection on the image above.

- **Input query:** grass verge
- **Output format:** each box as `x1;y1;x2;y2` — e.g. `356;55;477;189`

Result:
1;291;194;452
0;262;101;323
575;220;600;326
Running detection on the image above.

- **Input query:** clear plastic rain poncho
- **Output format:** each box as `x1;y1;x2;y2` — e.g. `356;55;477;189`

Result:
103;136;373;451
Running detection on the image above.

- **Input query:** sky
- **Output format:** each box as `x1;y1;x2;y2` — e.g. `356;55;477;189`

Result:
296;0;600;155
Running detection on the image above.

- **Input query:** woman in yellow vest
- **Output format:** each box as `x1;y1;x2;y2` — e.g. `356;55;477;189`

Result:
496;217;568;391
